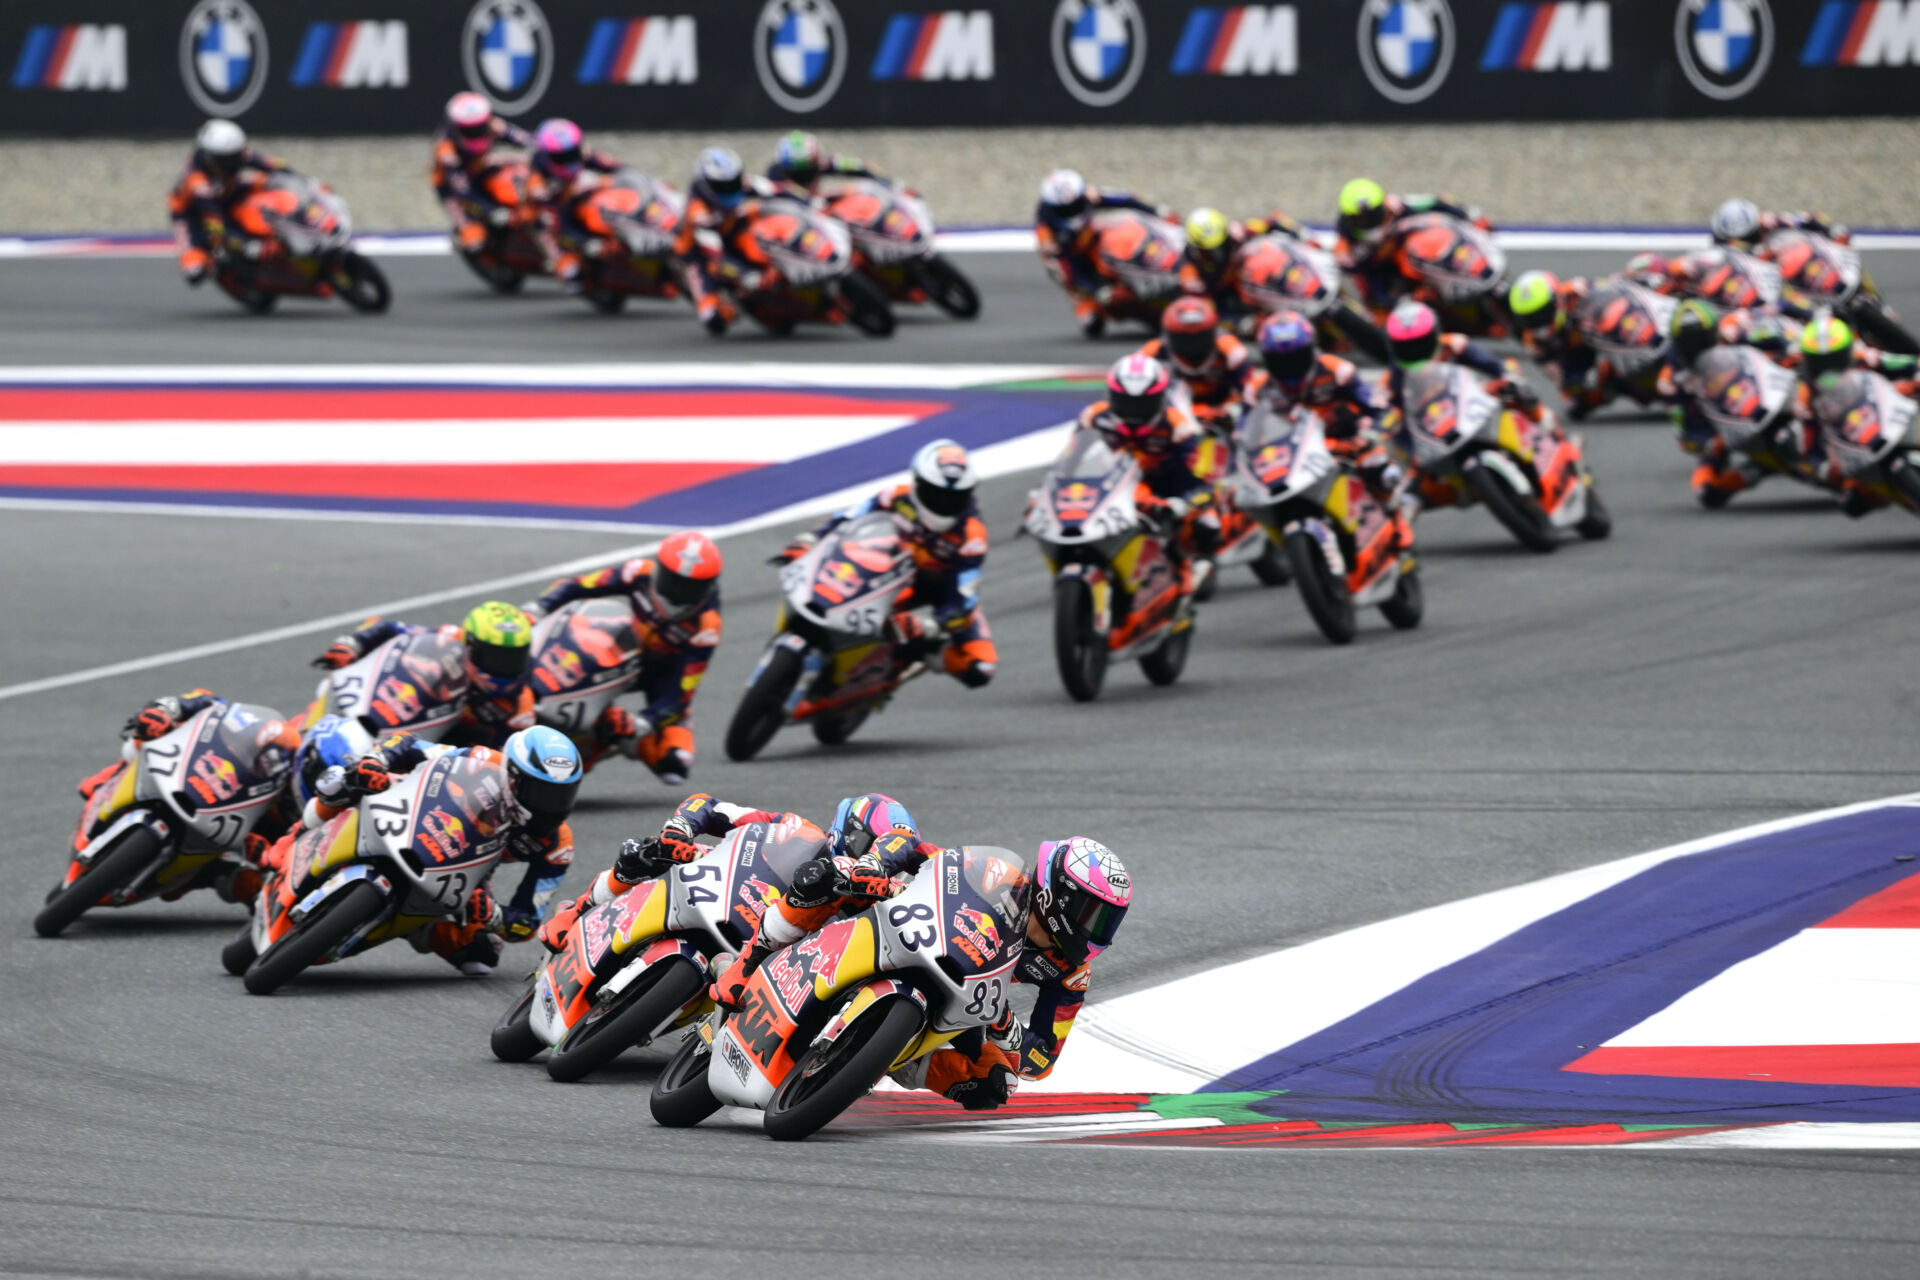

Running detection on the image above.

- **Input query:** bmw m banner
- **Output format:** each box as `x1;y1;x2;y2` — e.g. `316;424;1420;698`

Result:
1;1;1913;135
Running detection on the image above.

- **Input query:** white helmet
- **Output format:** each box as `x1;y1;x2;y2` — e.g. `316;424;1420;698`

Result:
196;119;246;158
909;439;977;533
1710;198;1760;246
1040;169;1088;217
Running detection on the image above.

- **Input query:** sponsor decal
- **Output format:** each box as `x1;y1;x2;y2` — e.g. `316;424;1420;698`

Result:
11;24;125;92
720;1029;754;1083
953;905;1002;959
1052;0;1147;107
576;16;697;84
1479;2;1610;70
1802;1;1920;66
1674;0;1773;99
180;0;268;117
290;21;408;88
754;0;847;113
1170;6;1297;76
580;899;613;960
1357;0;1455;103
462;0;553;114
870;10;994;81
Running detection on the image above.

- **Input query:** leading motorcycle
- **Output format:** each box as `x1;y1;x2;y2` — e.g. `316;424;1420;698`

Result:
215;172;389;314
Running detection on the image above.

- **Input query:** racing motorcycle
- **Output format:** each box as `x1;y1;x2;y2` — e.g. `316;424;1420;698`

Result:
1763;228;1919;355
1670;245;1782;314
560;169;686;314
1230;233;1388;361
1807;368;1920;516
725;510;921;760
215;172;389;314
452;159;546;294
527;598;641;765
1024;428;1197;701
823;179;979;319
1683;344;1806;507
1386;213;1508;335
1051;209;1186;334
35;702;295;937
1400;363;1611;552
706;198;894;337
226;747;517;994
304;626;470;742
490;818;815;1080
1229;405;1421;645
648;844;1030;1142
1574;277;1677;409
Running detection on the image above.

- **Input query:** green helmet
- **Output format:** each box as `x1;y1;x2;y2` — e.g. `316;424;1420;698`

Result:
1799;313;1856;383
1508;270;1562;331
461;601;533;685
1669;299;1721;366
1339;178;1385;220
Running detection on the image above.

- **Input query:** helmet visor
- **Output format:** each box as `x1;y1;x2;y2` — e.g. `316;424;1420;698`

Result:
509;765;579;827
468;637;530;680
1109;389;1163;427
1264;346;1315;383
1167;328;1215;369
1390;330;1439;366
914;475;970;519
1058;883;1127;958
653;565;711;613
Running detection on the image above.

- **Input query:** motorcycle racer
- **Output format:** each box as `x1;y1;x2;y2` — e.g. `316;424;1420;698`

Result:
1383;300;1541;415
1333;178;1487;311
1508;270;1617;418
1710;198;1849;251
520;119;625;291
431;91;537;257
1035;169;1173;337
1136;295;1259;434
674;146;786;335
526;530;724;782
766;130;887;197
311;601;536;750
1656;300;1798;505
773;440;996;689
301;724;581;973
168;120;291;287
1786;317;1920;516
1078;354;1221;589
1177;206;1311;322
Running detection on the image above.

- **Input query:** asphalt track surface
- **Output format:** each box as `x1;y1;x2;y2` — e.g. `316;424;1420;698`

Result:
4;251;1920;1279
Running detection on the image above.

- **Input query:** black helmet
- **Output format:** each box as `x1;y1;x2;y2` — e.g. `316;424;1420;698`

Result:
1670;300;1721;367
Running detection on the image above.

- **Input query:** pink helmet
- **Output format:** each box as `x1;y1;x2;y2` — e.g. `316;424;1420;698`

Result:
1102;353;1172;440
446;92;494;157
1034;837;1132;964
534;118;585;179
1385;300;1441;367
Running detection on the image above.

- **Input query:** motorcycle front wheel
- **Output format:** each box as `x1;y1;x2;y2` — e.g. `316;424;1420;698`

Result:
649;1034;722;1128
1139;619;1191;686
1052;576;1109;702
33;826;164;938
458;249;524;295
1284;529;1358;644
335;253;391;315
490;979;544;1062
546;956;705;1082
242;879;384;995
810;711;869;745
839;273;896;338
1576;483;1613;541
1467;463;1557;553
764;996;926;1142
918;255;981;320
1849;293;1920;356
725;644;803;761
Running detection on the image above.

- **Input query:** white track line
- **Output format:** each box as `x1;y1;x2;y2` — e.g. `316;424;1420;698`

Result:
0;362;1085;388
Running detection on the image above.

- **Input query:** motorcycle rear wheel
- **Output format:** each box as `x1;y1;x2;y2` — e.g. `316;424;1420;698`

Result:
1139;620;1191;686
725;644;803;761
649;1034;722;1128
547;956;705;1082
1284;529;1358;645
242;880;383;995
810;711;869;745
586;289;627;315
459;249;525;295
1576;483;1613;540
764;996;926;1142
1467;464;1557;553
918;255;981;320
1848;293;1920;356
1379;568;1424;630
839;273;896;338
32;826;163;938
490;979;544;1062
220;920;258;976
335;253;391;315
1052;576;1109;703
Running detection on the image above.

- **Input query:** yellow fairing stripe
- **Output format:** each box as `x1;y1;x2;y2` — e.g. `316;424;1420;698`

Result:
1324;473;1354;529
818;917;879;999
1497;411;1533;462
612;880;670;953
98;765;139;824
890;1026;960;1073
1111;532;1146;588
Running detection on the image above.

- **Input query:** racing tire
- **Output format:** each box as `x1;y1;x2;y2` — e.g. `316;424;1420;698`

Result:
1576;483;1613;541
1848;293;1920;356
919;255;981;320
810;711;869;746
586;289;627;315
649;1034;722;1128
1284;529;1358;645
725;644;803;761
1138;620;1191;687
1467;463;1557;553
1379;568;1425;631
546;956;705;1082
765;996;926;1142
839;273;896;338
32;826;163;938
1250;537;1293;587
1890;455;1920;513
218;273;278;314
490;980;544;1063
242;880;383;996
1330;302;1391;364
220;921;258;976
335;253;391;315
1052;576;1109;703
458;250;525;295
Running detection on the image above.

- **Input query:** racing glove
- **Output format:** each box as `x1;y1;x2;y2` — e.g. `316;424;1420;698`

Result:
946;1064;1015;1112
596;705;639;746
312;639;363;670
125;697;184;741
333;758;392;798
500;904;540;942
612;837;670;886
769;531;817;565
842;853;892;901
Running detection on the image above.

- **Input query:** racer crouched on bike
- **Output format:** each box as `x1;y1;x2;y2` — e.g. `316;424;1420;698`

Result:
526;530;724;782
1177;206;1311;326
1381;301;1545;507
1035;169;1174;338
765;130;888;198
1332;178;1489;313
675;147;788;334
1249;311;1416;541
1709;198;1848;251
297;725;582;973
1507;270;1623;419
521;118;624;292
1787;316;1920;517
1080;354;1222;595
168;120;291;288
1656;300;1798;506
775;440;996;689
1137;295;1258;437
311;601;537;749
79;689;301;905
431;92;536;257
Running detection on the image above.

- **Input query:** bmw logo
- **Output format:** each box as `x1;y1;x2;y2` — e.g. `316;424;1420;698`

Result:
179;0;269;118
1674;0;1773;101
1356;0;1454;105
754;0;848;114
1052;0;1147;109
462;0;554;115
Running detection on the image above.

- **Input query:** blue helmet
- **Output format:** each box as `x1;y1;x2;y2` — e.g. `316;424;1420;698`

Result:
1256;309;1318;386
292;714;373;808
826;793;918;862
503;726;583;833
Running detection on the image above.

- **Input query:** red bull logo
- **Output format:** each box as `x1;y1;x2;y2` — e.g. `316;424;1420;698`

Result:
953;905;1002;959
1059;481;1097;506
189;754;242;805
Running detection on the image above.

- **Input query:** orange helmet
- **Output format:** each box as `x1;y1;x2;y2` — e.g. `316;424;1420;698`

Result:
1161;296;1221;374
651;530;722;619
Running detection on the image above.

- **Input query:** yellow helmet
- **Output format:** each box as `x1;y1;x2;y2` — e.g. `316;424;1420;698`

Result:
1184;207;1230;254
461;601;533;683
1339;178;1386;221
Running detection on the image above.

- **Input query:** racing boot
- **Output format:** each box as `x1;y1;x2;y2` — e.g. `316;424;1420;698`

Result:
1692;459;1761;510
76;760;123;801
1074;295;1106;339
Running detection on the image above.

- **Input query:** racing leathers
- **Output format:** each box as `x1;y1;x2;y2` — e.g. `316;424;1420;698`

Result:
1516;276;1617;417
1335;192;1486;312
1386;336;1546;510
674;173;785;331
1036;186;1173;334
1725;210;1849;252
523;150;630;288
1249;354;1413;539
430;116;536;254
1177;211;1311;324
1076;399;1221;590
168;147;292;284
314;619;535;750
530;558;722;779
1137;331;1259;436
